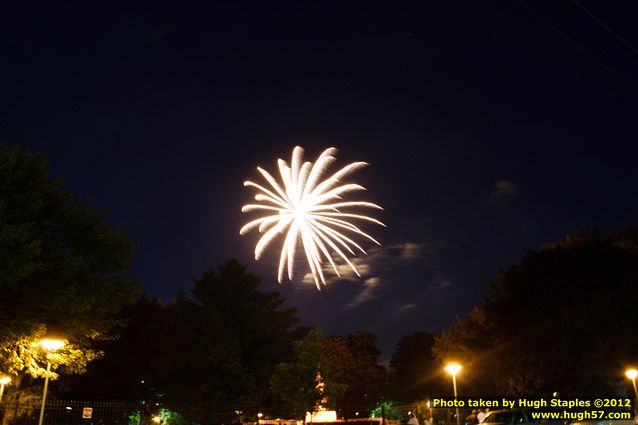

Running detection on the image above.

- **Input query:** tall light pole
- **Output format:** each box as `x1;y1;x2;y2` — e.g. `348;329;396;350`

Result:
38;339;65;425
0;376;11;403
445;364;462;425
626;369;638;417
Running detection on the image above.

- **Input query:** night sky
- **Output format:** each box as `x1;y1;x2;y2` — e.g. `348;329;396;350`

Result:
2;1;638;357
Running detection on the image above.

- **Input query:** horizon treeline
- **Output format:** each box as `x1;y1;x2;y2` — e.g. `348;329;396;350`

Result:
2;144;637;423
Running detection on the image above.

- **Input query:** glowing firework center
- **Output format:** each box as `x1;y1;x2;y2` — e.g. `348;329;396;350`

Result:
240;146;384;289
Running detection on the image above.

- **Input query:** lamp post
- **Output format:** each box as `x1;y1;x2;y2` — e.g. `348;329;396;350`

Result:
626;369;638;417
445;364;462;425
38;339;65;425
0;376;11;403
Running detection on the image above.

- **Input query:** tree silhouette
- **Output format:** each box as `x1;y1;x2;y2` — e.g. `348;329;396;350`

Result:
0;144;138;388
434;227;638;396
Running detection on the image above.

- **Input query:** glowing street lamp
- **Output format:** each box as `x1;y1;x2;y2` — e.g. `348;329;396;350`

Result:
626;369;638;415
0;376;11;403
626;369;638;385
38;339;66;425
445;364;462;425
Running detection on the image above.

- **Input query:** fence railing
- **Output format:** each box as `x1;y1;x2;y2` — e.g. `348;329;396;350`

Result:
0;401;303;425
0;400;139;425
0;401;430;425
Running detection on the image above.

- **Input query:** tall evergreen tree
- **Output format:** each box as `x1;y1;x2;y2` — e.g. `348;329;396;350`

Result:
64;260;302;423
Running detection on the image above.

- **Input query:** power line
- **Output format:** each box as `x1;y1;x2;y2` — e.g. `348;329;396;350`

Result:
515;0;638;97
570;0;638;59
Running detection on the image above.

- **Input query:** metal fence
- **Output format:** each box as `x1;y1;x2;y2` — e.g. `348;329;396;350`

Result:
0;400;138;425
0;401;437;425
0;401;298;425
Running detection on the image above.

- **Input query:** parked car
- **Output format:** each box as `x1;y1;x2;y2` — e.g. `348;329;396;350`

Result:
569;420;635;425
482;409;563;425
482;410;531;425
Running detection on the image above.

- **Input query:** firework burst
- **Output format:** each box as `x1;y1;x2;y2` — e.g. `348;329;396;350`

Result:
240;146;384;289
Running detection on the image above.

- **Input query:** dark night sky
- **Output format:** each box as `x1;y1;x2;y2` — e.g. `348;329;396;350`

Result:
2;1;638;357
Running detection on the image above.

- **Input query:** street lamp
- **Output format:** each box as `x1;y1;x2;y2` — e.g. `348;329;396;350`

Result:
0;376;11;403
38;339;66;425
445;364;462;425
626;369;638;416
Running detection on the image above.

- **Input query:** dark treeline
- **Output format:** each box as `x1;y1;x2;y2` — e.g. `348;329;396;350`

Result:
2;144;638;423
60;260;306;419
57;261;440;420
434;227;638;398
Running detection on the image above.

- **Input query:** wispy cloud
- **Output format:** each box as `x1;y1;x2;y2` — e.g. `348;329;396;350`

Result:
344;277;380;310
302;242;427;309
428;274;454;290
485;179;519;205
397;303;416;313
401;242;421;260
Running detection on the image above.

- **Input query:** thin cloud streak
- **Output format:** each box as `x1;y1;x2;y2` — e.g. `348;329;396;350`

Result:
485;179;519;206
298;242;431;310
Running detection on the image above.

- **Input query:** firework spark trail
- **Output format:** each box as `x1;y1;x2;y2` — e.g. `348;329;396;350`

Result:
240;146;385;289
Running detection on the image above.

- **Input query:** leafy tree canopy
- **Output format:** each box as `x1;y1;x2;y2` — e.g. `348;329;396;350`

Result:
65;260;302;422
389;331;445;403
321;331;387;417
180;260;301;408
370;400;404;420
433;227;638;396
271;328;344;417
0;144;138;381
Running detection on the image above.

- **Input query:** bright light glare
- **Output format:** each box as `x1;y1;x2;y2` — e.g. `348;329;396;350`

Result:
0;377;10;385
445;363;462;375
305;410;337;423
40;339;65;351
240;146;384;289
626;369;638;380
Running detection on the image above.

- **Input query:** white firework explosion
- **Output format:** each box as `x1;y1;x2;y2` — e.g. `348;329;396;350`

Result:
240;146;385;289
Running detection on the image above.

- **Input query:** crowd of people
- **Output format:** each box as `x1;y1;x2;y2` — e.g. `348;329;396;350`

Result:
465;409;488;425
